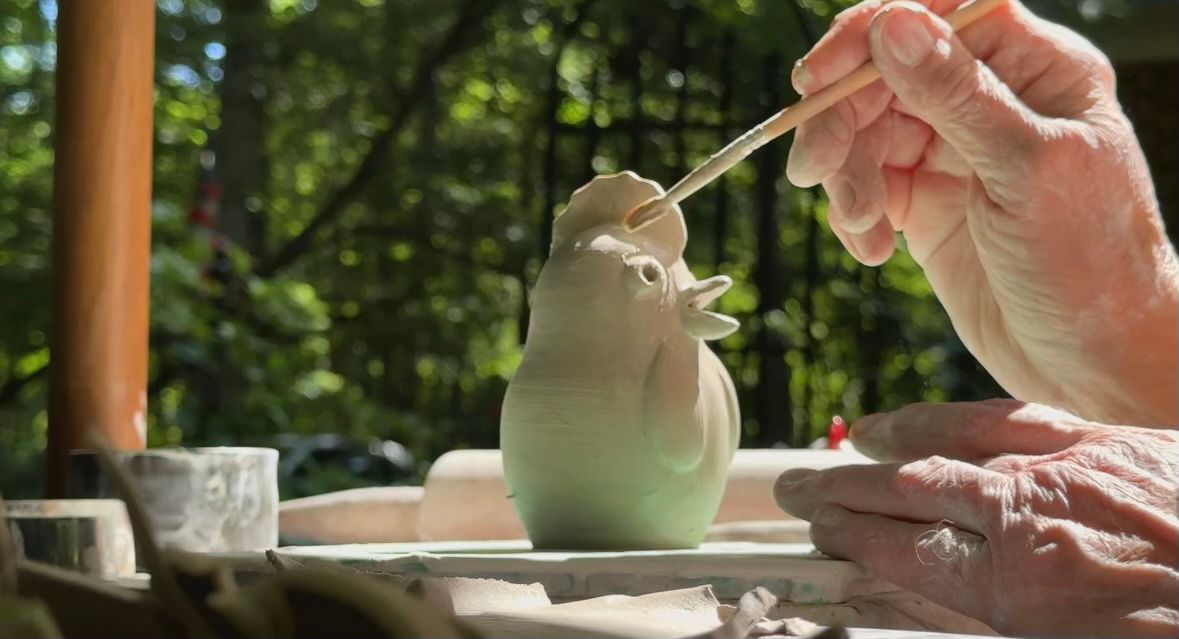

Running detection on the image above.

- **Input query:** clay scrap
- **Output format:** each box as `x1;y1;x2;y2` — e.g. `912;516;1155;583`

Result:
465;585;728;639
254;548;994;636
401;576;552;616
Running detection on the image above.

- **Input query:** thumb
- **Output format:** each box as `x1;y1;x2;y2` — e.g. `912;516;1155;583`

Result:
849;399;1089;462
868;2;1042;186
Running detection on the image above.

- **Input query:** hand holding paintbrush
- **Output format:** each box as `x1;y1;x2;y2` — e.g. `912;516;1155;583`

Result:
623;0;1006;232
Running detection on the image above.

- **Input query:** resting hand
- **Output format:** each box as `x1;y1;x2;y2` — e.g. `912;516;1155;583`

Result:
786;0;1178;426
774;399;1179;637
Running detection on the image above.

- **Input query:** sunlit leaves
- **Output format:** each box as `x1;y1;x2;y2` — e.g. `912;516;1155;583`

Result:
295;369;345;399
0;0;1036;497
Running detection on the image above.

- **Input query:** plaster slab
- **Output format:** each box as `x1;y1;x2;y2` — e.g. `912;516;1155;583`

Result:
266;541;896;604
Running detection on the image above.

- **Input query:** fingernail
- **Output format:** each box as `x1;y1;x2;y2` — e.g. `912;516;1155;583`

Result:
879;9;937;68
792;58;814;94
811;504;844;527
775;468;816;493
825;110;854;146
786;150;813;187
851;413;890;453
848;232;873;264
787;115;849;186
833;180;857;217
848;228;893;267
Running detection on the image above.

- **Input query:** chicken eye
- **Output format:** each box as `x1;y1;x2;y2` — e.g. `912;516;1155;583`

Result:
624;257;664;298
639;263;660;285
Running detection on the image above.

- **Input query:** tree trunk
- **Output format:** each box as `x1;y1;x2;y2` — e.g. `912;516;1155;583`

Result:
712;30;735;272
538;58;562;277
581;64;602;184
215;0;269;255
800;191;821;443
515;113;539;344
752;53;792;447
626;14;646;170
790;0;822;445
537;2;594;275
857;268;883;416
672;5;691;181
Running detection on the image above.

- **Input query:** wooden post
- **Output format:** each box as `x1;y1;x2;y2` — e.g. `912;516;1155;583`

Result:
48;1;155;496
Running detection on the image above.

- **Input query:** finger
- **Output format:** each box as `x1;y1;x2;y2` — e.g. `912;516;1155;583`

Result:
793;0;1008;96
786;100;855;187
874;109;934;233
787;81;893;188
826;213;863;262
821;118;896;266
792;0;884;95
983;9;1116;116
850;217;896;266
774;456;1005;534
809;503;992;622
891;169;971;268
881;167;913;231
828;198;896;267
977;453;1042;474
824;122;888;235
867;2;1049;194
851;399;1091;462
880;110;933;170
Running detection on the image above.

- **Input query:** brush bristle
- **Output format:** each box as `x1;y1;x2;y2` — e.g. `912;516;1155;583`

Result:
623;196;668;231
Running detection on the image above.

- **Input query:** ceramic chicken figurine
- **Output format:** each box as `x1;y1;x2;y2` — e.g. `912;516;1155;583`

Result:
501;171;740;550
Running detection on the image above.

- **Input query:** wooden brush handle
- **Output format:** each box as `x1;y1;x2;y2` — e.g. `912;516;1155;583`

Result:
626;0;1007;229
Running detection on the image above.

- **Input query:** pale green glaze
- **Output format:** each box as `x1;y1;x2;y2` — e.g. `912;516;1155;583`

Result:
500;172;740;550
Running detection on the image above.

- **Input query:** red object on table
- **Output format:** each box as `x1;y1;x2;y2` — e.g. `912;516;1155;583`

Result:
826;415;847;450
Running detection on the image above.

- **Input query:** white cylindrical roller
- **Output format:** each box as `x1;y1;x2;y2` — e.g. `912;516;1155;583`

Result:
411;448;872;541
280;486;423;544
417;450;526;541
715;448;873;523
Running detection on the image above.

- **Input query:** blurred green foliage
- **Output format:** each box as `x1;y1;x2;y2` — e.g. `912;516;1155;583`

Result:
9;0;1144;498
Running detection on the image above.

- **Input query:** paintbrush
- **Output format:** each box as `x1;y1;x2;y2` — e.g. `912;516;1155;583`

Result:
623;0;1007;231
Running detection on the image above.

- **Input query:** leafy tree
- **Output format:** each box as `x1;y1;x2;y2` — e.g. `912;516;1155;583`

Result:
0;0;1164;498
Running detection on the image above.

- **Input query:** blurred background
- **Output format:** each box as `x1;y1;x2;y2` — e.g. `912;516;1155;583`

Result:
1;0;1175;499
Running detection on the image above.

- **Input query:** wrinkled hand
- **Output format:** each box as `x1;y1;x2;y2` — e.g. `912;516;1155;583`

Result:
786;0;1178;427
774;399;1179;637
